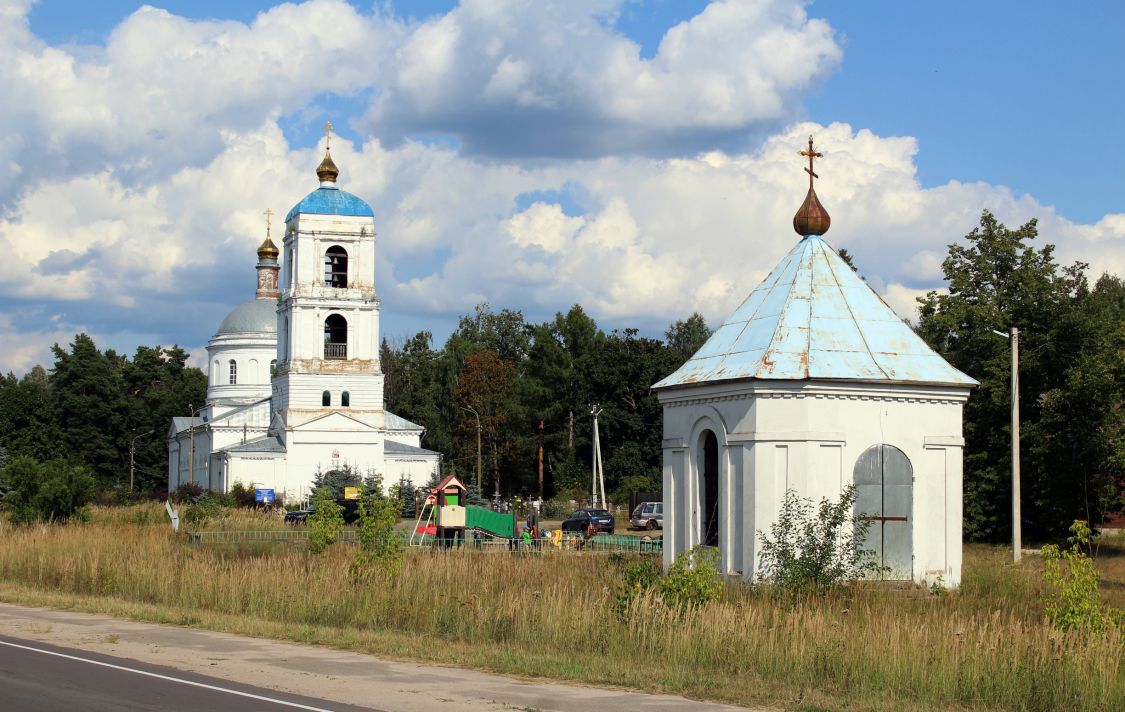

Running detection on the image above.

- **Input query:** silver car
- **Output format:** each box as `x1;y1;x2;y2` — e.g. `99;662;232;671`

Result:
630;501;663;530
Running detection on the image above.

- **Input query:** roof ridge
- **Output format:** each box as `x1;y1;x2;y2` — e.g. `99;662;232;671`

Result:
760;239;811;377
816;239;893;380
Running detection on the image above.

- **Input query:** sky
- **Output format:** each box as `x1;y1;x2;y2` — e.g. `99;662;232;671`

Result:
2;0;1123;373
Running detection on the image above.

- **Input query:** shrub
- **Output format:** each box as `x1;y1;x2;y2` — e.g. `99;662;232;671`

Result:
1041;520;1121;633
229;481;257;508
2;456;96;523
351;476;404;582
182;495;224;528
307;487;344;554
172;482;206;504
311;465;362;499
756;485;883;596
615;547;721;621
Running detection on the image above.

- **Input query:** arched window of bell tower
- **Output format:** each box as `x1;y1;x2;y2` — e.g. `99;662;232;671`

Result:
324;314;348;360
228;359;238;385
324;245;348;288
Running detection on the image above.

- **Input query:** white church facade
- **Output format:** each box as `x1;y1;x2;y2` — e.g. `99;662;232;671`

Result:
168;133;440;502
653;138;976;587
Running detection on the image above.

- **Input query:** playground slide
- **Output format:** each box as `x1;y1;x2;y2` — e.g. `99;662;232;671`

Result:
465;505;516;538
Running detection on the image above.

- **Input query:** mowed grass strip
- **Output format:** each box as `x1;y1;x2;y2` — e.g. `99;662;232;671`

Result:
0;508;1121;712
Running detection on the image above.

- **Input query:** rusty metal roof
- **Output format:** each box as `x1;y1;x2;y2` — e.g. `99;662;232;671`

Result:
654;236;977;389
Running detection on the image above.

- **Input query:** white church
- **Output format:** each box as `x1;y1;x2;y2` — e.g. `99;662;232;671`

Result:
654;138;976;587
167;132;441;502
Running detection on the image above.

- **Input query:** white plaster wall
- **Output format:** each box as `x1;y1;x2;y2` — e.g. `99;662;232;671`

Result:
659;379;968;587
384;455;440;491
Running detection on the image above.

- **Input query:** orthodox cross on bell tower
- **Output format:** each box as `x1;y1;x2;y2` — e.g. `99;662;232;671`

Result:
323;121;334;150
263;208;274;237
799;135;822;190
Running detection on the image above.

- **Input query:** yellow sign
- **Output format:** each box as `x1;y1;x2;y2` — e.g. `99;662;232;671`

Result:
344;487;361;500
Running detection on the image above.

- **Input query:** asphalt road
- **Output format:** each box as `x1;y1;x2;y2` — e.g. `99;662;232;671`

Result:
0;635;381;712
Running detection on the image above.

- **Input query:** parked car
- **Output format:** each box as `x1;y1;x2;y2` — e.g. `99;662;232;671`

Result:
630;501;663;530
561;508;615;535
284;498;361;525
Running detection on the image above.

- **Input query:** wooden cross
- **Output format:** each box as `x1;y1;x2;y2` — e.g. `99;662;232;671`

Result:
263;208;274;236
799;135;822;189
323;121;334;150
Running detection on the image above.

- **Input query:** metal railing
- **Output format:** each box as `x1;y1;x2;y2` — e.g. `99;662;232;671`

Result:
324;342;347;360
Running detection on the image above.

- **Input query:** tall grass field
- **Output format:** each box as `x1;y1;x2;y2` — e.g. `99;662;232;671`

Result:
0;504;1121;712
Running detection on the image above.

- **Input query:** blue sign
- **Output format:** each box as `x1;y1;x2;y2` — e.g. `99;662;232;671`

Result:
255;488;275;504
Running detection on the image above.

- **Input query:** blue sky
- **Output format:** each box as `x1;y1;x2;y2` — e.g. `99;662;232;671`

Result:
2;0;1123;371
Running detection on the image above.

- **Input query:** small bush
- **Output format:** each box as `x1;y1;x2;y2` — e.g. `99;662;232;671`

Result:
172;482;206;504
756;485;883;596
229;482;257;508
615;547;721;621
1041;520;1121;634
182;495;224;528
351;476;404;582
307;487;344;554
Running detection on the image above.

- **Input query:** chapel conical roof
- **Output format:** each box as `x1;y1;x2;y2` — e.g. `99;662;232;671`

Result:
653;236;977;389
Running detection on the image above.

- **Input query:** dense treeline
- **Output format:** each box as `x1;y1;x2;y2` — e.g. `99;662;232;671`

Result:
0;335;206;495
0;212;1120;539
917;211;1124;540
381;304;712;503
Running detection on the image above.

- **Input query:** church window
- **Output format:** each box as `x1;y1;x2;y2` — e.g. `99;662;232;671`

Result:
341;391;350;407
324;246;348;288
229;359;237;385
322;390;331;407
270;359;277;376
324;314;348;359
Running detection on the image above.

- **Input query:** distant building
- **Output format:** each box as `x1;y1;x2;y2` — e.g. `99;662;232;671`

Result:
653;138;975;587
168;134;440;501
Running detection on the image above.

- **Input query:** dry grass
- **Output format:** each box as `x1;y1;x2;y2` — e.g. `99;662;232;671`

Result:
0;510;1121;712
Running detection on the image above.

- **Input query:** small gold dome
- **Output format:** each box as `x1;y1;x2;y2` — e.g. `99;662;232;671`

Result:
316;148;339;183
257;236;279;261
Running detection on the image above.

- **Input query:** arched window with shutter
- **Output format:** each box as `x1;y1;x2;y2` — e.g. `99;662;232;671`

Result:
322;390;331;407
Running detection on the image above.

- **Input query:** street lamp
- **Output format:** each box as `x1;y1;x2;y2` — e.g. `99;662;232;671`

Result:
460;404;484;497
129;429;155;494
991;327;1021;562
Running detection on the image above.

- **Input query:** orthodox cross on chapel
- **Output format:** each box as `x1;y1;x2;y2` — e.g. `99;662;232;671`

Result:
792;134;831;237
263;208;273;237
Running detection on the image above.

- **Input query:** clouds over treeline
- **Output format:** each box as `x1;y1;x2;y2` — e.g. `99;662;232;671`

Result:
0;0;1122;373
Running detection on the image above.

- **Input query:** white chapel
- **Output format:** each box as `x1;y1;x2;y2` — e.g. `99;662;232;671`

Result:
167;131;441;501
653;138;976;587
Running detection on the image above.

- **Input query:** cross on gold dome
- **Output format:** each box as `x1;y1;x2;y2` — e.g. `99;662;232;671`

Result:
323;121;334;150
799;135;822;190
263;208;274;236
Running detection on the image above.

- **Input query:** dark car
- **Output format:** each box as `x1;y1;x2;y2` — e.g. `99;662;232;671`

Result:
284;499;360;525
561;508;615;535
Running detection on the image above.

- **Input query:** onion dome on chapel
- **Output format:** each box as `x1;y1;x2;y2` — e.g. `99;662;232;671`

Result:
792;135;831;236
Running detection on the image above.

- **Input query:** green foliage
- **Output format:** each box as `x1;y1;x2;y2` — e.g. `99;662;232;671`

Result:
1041;520;1121;634
664;312;712;362
182;495;224;528
311;464;362;499
307;487;344;555
615;547;721;621
228;481;258;508
916;211;1124;540
350;477;404;582
2;455;96;523
757;486;883;596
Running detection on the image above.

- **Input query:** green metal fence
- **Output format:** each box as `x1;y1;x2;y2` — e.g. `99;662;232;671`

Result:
187;528;662;554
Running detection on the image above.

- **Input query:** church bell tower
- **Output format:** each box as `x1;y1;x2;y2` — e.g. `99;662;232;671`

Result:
271;123;385;459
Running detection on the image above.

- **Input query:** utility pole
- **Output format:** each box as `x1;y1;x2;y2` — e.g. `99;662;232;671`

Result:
188;403;195;487
992;327;1022;562
537;419;544;500
590;405;605;508
462;405;483;496
129;429;155;494
1010;327;1021;562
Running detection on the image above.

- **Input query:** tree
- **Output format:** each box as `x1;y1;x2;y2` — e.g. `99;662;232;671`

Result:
0;366;61;462
49;334;129;487
351;476;404;581
311;464;362;499
2;456;96;523
307;486;345;554
917;211;1092;540
456;349;517;495
665;312;712;363
837;247;860;273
